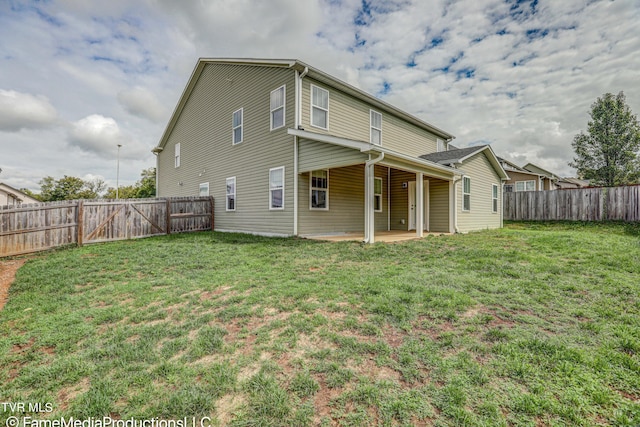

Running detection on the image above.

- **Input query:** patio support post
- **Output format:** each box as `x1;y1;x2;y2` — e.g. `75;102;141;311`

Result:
364;152;384;244
364;163;373;243
416;172;424;238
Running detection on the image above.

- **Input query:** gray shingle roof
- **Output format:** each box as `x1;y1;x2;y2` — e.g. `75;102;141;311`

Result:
420;145;488;165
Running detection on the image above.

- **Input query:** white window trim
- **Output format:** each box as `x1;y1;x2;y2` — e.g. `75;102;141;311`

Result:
232;108;243;145
515;180;535;192
310;84;329;130
174;143;181;168
462;176;471;212
374;177;383;212
226;176;236;212
199;182;210;197
310;169;329;210
492;184;498;213
269;166;285;210
270;85;286;131
370;110;382;145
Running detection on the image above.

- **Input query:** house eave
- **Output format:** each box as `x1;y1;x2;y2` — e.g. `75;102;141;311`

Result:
288;128;460;178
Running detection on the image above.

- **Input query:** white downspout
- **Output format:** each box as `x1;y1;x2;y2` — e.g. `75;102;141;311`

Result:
364;152;385;244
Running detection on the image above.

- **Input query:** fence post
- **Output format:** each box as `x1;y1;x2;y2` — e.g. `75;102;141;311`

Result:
166;198;172;235
77;200;84;247
210;196;215;231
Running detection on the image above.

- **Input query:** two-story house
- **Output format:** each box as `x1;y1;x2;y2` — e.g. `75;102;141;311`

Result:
154;58;508;242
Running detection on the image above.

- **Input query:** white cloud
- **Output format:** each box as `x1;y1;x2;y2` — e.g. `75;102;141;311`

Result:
2;0;639;188
68;114;124;156
0;89;58;132
117;86;168;122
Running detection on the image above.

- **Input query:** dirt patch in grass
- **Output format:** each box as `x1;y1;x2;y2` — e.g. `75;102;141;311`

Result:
0;259;26;311
216;394;246;425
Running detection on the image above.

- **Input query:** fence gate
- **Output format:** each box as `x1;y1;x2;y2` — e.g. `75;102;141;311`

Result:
79;199;168;245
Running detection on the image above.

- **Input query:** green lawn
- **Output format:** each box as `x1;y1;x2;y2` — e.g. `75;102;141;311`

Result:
1;222;639;426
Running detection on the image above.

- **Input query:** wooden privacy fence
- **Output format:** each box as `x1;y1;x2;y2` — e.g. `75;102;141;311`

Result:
504;186;640;222
0;197;214;257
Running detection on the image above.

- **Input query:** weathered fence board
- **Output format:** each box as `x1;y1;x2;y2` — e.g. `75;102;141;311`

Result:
504;186;640;222
1;197;214;257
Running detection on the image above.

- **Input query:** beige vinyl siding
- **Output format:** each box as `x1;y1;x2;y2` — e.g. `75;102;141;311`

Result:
389;171;450;232
301;78;440;157
373;164;389;230
456;152;502;233
157;63;296;235
298;138;368;173
298;164;389;235
429;180;450;233
389;170;413;230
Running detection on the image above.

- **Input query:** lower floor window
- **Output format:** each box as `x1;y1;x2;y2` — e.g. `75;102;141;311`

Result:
199;182;209;197
226;177;236;211
463;176;471;211
269;167;284;209
492;184;498;213
516;180;535;192
374;177;382;212
310;170;328;210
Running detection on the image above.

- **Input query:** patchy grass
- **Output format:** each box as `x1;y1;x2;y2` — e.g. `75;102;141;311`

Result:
1;222;639;426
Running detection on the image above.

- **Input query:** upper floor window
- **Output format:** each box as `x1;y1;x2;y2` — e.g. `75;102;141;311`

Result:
462;176;471;211
174;143;180;168
270;86;285;130
437;138;446;152
232;108;243;145
370;110;382;145
311;85;329;129
269;167;284;210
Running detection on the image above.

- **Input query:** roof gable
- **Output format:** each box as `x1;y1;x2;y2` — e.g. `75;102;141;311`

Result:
0;183;40;204
421;145;508;180
523;163;558;179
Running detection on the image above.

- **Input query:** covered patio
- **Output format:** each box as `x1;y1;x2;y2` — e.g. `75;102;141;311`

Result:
302;230;452;243
291;128;462;243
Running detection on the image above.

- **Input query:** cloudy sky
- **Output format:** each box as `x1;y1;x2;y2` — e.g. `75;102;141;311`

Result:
1;0;638;192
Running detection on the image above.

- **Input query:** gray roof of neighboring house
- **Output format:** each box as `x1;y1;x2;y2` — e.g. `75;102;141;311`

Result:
420;145;488;165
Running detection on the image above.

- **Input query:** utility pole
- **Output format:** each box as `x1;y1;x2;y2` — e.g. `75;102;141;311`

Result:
116;144;122;199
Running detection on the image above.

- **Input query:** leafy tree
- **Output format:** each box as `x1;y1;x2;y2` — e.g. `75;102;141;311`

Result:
570;91;640;186
19;188;43;202
105;168;156;199
39;175;106;201
136;167;156;198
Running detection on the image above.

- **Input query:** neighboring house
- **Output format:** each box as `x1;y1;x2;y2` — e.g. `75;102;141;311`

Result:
0;183;40;207
498;158;554;192
522;163;560;190
556;177;590;189
154;58;508;242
